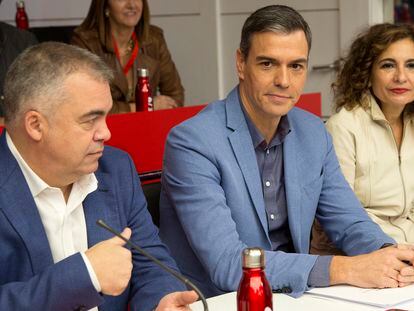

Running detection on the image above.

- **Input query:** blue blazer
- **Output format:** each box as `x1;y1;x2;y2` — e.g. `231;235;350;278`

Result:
0;132;184;310
159;87;394;298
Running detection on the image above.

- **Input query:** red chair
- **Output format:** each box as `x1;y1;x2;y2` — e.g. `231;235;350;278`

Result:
296;92;322;117
105;105;205;181
105;105;205;226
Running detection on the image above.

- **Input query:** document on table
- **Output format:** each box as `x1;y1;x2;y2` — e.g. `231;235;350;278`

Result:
305;284;414;308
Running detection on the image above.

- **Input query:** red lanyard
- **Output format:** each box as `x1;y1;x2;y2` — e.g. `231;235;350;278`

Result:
112;32;139;76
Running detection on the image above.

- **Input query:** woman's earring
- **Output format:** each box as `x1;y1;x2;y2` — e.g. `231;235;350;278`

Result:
105;9;110;17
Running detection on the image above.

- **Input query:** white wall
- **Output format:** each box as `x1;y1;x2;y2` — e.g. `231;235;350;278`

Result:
0;0;392;113
151;1;220;105
0;0;89;26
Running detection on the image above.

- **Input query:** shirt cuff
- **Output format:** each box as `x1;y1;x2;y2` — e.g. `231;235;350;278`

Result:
308;255;333;287
380;243;395;249
81;252;102;293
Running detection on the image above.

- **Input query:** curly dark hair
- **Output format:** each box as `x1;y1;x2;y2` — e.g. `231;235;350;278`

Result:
333;23;414;112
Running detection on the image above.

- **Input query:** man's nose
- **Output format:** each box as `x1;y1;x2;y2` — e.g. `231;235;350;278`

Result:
96;120;111;142
274;67;290;88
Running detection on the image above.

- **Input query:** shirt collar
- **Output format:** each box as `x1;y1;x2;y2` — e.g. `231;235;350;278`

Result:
240;102;291;149
5;132;97;198
368;94;388;122
367;92;414;125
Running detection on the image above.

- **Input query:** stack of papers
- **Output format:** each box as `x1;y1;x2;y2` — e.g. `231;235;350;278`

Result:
306;284;414;309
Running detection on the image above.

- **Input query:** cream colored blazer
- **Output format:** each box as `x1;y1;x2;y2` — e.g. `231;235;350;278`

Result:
326;95;414;243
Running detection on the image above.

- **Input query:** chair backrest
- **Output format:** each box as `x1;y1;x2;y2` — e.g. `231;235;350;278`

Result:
296;92;322;117
105;106;205;225
105;105;205;177
141;182;162;227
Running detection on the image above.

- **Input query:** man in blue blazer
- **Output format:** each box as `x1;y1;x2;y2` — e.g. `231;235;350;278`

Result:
159;5;414;298
0;42;197;310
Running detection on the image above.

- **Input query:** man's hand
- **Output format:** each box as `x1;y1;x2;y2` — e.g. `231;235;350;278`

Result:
395;244;414;287
153;95;178;110
85;228;132;296
156;291;199;311
330;245;414;288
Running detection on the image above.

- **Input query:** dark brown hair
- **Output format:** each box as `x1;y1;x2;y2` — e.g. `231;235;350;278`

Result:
240;5;312;58
333;23;414;112
77;0;150;46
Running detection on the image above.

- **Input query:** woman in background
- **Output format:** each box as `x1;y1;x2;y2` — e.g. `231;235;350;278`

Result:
71;0;184;113
311;23;414;255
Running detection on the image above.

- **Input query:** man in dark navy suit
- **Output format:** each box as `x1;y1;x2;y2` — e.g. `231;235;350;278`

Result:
0;41;197;311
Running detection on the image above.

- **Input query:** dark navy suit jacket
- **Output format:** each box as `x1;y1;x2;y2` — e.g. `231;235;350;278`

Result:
0;131;184;310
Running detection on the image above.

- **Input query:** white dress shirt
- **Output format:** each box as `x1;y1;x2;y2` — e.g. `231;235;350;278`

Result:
6;133;101;310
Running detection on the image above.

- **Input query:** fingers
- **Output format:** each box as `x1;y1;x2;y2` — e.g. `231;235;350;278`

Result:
156;291;199;310
391;247;414;287
108;227;132;246
397;244;414;250
397;265;414;286
174;290;199;305
390;248;414;270
153;95;178;110
381;278;399;288
85;230;133;296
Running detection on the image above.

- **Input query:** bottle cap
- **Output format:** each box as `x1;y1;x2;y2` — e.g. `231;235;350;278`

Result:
242;247;265;268
16;1;25;8
138;68;149;77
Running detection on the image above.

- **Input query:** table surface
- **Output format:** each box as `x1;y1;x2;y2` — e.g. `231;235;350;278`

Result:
191;291;414;311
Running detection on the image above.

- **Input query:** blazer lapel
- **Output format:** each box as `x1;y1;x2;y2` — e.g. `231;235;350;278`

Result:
226;89;268;237
83;171;121;247
283;123;303;252
0;133;54;274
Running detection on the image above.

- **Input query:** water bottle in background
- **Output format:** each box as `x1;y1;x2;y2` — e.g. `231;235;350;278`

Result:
135;68;153;111
237;247;273;311
15;1;29;30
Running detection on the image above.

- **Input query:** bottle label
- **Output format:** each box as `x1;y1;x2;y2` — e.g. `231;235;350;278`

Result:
148;96;153;111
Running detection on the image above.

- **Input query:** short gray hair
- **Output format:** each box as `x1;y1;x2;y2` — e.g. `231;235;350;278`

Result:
240;5;312;58
3;41;113;124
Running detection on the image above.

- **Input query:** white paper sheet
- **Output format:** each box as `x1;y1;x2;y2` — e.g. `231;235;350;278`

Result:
306;284;414;308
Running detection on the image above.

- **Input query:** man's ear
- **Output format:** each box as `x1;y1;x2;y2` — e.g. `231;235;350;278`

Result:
236;48;246;81
24;110;46;141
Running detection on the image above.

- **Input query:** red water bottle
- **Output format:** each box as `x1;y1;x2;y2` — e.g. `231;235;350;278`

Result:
15;1;29;30
237;247;273;311
135;68;153;111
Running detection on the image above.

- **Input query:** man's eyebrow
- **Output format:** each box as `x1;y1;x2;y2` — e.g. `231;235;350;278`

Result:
256;56;277;62
289;58;308;64
255;56;308;64
79;110;106;119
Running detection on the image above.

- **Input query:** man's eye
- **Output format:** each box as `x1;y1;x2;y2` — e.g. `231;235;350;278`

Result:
291;63;303;70
81;118;97;128
261;61;272;68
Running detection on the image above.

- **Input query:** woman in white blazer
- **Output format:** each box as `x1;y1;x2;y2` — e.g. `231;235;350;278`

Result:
312;23;414;255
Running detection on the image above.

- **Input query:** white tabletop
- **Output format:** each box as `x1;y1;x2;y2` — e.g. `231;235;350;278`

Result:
191;291;414;311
